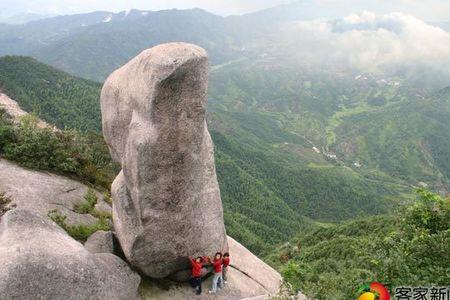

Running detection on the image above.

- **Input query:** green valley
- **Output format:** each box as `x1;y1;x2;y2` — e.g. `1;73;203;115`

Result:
208;57;450;194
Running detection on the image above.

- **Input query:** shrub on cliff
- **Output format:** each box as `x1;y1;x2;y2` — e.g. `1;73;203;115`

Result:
0;114;117;189
271;189;450;300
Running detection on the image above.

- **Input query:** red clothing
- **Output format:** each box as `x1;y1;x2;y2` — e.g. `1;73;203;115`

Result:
190;259;203;278
212;259;223;273
223;257;230;267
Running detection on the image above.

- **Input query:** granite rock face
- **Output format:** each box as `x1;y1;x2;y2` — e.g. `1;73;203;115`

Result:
101;42;228;279
227;236;282;295
84;230;115;254
0;92;49;128
84;230;126;259
0;209;140;300
0;158;111;226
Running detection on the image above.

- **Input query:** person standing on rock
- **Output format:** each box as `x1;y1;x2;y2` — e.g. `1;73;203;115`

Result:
222;252;230;283
189;256;206;295
208;252;224;294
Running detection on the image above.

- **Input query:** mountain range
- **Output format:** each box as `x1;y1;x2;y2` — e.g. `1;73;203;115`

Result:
2;5;449;82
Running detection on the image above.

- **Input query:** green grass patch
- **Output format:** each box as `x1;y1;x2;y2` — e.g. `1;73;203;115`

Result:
48;209;111;243
73;189;98;214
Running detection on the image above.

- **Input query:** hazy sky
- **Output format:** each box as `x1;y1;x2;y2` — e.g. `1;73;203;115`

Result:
1;0;450;21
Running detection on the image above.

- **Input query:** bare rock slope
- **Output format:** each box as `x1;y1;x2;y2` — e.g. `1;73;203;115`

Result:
0;158;110;226
101;42;228;279
0;209;140;300
0;92;51;128
227;236;282;294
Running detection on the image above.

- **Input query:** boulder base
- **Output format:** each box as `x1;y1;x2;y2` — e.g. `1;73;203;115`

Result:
140;236;283;299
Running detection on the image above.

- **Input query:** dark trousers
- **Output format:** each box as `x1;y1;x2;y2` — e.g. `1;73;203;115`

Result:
191;277;202;295
223;266;228;281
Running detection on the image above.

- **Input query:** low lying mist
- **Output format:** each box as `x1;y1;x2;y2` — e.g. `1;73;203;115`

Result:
274;11;450;88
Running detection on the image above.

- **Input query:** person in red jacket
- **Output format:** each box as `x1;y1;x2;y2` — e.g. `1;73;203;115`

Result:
222;252;230;283
189;256;205;295
208;252;223;294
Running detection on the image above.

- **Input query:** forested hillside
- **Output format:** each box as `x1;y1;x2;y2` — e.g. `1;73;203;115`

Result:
0;56;101;131
267;189;450;299
209;57;450;193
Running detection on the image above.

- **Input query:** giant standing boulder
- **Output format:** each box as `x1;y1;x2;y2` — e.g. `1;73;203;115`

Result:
0;209;140;300
101;42;228;279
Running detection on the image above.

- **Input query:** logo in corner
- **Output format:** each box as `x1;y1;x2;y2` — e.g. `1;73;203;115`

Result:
358;282;390;300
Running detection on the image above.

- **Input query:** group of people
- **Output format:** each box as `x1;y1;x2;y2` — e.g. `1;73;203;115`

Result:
189;252;230;295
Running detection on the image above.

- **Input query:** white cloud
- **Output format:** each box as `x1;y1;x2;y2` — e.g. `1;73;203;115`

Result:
283;12;450;75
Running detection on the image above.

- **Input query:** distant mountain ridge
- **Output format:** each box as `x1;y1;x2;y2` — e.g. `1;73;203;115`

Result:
0;8;257;81
0;4;355;81
1;5;449;81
